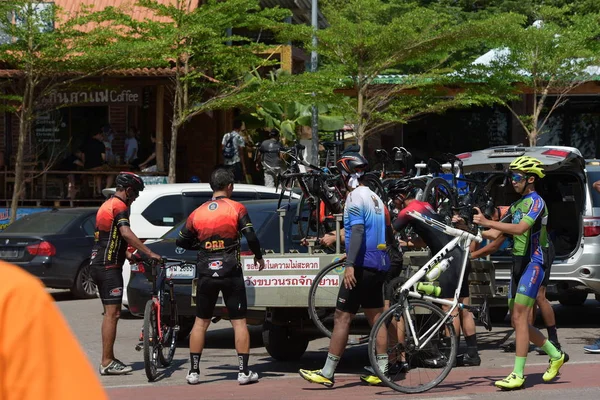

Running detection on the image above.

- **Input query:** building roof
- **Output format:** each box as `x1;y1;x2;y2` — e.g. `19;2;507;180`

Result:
56;0;191;23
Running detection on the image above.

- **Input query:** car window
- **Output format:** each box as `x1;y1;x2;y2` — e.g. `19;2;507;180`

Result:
81;216;96;237
587;170;600;206
257;192;280;199
3;212;79;234
141;195;185;227
163;201;277;239
231;191;259;201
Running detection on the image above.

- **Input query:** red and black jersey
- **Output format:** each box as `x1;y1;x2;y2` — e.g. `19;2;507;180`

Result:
393;200;452;255
90;196;130;267
179;197;254;277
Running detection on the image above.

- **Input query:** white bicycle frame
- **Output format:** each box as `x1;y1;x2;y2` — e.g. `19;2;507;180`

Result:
396;210;482;351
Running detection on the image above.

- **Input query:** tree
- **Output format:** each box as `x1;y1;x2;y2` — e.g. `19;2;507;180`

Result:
0;1;150;222
469;9;600;145
104;0;293;183
309;0;524;153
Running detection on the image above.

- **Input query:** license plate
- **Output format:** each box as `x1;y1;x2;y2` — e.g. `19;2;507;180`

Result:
0;250;19;259
166;264;196;279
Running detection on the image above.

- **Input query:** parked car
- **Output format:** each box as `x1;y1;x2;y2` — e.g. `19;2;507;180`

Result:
124;199;307;331
0;208;98;298
102;183;298;241
459;145;598;311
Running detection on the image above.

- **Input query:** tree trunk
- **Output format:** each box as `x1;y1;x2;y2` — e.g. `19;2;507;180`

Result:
169;120;179;184
9;77;34;224
357;89;365;155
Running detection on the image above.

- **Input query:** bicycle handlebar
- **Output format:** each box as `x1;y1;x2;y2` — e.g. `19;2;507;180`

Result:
406;210;482;243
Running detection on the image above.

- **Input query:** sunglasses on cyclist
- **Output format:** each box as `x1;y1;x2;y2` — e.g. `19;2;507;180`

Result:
511;173;526;183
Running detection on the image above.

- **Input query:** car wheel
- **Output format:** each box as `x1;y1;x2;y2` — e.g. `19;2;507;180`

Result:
489;306;508;323
71;263;98;299
262;323;308;361
558;290;588;307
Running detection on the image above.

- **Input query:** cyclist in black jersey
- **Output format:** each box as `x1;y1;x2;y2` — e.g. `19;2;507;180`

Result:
90;172;161;376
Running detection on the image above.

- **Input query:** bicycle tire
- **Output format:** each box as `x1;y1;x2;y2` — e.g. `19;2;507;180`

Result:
158;295;178;367
422;177;457;225
143;299;159;382
368;299;457;394
307;259;369;345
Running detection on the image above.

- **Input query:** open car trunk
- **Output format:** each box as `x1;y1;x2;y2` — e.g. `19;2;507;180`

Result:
460;146;585;259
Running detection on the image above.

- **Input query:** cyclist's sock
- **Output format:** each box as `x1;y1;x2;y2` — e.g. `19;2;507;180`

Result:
546;326;558;343
541;340;562;360
465;334;478;357
513;356;526;378
321;353;340;379
190;352;201;373
376;354;388;374
238;353;250;375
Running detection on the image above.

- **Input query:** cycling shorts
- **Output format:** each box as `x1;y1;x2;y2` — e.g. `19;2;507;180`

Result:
383;261;404;301
195;272;247;320
438;247;470;299
336;266;385;314
508;261;544;309
91;264;123;305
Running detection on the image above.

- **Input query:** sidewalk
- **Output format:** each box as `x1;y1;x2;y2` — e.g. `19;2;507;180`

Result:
107;361;600;400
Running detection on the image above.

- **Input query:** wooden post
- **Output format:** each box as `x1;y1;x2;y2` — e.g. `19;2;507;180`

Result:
155;85;165;173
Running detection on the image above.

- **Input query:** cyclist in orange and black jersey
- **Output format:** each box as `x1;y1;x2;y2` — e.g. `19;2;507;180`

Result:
89;172;161;376
176;167;264;386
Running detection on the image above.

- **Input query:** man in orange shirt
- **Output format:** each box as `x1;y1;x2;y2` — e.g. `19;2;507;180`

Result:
0;261;107;400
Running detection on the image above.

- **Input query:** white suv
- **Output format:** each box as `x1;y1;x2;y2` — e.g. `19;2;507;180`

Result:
103;183;296;240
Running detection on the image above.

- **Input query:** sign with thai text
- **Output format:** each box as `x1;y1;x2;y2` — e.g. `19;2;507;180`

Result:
243;274;341;288
41;89;142;105
243;257;320;271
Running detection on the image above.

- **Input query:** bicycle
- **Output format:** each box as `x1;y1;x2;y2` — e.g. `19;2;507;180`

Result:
366;210;491;393
135;257;191;382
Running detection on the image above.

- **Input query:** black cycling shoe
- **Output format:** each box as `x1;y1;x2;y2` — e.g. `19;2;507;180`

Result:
535;340;561;355
421;354;455;368
460;353;481;367
388;361;410;374
501;342;535;353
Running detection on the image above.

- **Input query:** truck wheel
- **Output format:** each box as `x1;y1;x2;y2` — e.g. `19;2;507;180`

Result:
558;290;588;307
262;324;308;361
489;306;508;323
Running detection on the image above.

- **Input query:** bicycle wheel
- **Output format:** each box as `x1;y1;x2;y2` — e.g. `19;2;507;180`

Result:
143;299;159;382
307;260;369;345
368;299;458;394
158;294;178;367
422;177;457;225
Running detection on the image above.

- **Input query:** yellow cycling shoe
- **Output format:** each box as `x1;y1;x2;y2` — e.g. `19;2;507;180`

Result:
360;374;383;386
543;352;569;382
298;369;334;387
495;373;525;390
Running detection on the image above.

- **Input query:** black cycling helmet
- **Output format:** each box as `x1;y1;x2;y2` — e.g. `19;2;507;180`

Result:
388;178;417;198
336;152;368;176
116;172;145;192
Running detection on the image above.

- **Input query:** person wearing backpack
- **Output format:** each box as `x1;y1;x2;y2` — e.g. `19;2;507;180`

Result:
221;121;247;183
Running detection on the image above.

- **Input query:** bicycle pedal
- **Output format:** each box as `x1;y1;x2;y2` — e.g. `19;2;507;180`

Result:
135;343;143;351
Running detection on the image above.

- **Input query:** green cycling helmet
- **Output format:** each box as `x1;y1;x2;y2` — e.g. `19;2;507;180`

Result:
509;156;545;178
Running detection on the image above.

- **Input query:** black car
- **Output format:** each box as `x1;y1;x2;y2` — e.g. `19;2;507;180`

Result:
127;199;306;329
0;208;98;298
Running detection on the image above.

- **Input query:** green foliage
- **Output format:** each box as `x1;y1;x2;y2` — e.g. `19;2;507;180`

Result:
303;0;524;143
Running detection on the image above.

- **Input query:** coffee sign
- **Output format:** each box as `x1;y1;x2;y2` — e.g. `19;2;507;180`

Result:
42;89;142;105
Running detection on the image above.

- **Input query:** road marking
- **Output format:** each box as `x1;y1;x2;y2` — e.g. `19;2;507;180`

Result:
104;383;154;389
500;360;598;367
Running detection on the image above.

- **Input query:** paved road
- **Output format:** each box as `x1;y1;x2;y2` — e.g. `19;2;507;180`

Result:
54;291;600;399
